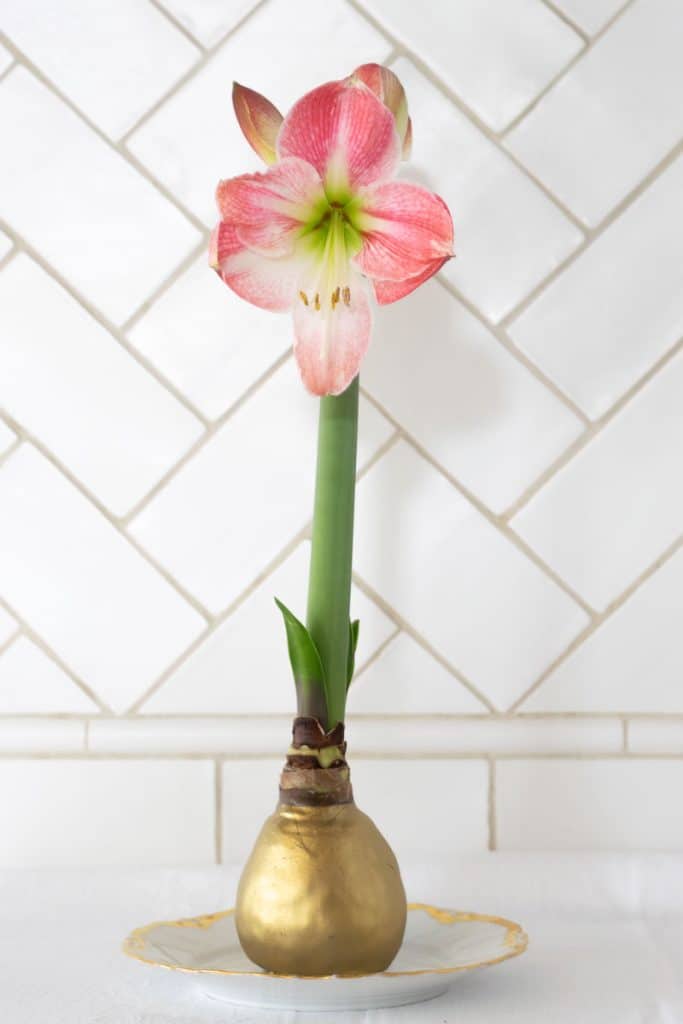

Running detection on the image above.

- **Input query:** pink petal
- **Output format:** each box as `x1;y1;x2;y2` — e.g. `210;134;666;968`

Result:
216;157;324;256
372;256;449;305
354;181;453;282
350;64;411;157
210;221;298;312
292;280;371;396
277;79;400;191
232;82;283;165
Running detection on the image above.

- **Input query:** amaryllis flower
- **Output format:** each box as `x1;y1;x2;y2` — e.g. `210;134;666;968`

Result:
210;64;454;396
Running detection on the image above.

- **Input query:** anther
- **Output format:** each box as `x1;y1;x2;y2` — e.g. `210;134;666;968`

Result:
331;286;340;309
299;290;308;306
314;293;321;311
342;286;351;307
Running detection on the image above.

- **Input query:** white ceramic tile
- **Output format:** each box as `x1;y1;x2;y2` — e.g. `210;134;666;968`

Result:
421;718;620;753
1;0;199;139
348;633;484;714
222;758;282;862
0;227;11;261
143;541;394;713
352;759;489;858
127;254;290;421
0;419;17;457
127;0;390;224
0;255;204;516
629;721;683;754
0;42;13;76
0;718;84;752
89;717;285;754
509;156;683;419
506;0;683;226
512;350;683;610
346;717;619;754
391;59;583;323
523;548;683;713
0;68;201;324
0;760;214;865
129;361;393;614
360;0;582;131
0;606;19;648
553;0;627;34
0;635;98;713
364;280;583;513
157;0;258;46
354;442;589;708
0;445;205;712
497;760;683;850
86;714;618;755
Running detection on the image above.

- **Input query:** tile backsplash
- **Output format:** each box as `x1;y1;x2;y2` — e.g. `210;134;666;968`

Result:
1;0;682;865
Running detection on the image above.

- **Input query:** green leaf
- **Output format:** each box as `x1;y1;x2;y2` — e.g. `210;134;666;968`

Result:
346;619;360;688
274;598;329;716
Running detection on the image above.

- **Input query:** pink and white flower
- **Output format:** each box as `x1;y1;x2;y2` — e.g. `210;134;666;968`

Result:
210;64;454;396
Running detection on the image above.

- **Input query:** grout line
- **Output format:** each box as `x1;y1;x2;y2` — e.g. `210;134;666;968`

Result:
356;428;401;481
500;0;639;139
0;595;112;713
0;38;207;236
0;626;21;659
119;0;271;145
214;759;223;864
508;528;683;712
3;750;683;761
353;2;588;233
537;0;590;41
350;626;401;685
359;387;597;619
500;430;590;523
2;419;215;624
0;59;15;84
350;572;496;713
1;0;681;765
1;2;677;682
148;0;209;51
434;274;591;427
499;135;683;332
126;426;399;713
121;234;209;334
126;522;312;712
503;331;683;521
121;349;293;526
0;219;211;429
0;244;17;274
0;710;680;723
487;759;497;851
0;434;22;469
125;623;213;714
499;38;588;139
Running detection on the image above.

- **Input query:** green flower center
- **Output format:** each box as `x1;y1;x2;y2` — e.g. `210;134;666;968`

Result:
296;195;365;313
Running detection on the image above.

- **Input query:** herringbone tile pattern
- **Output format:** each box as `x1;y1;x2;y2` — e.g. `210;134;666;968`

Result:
1;0;682;862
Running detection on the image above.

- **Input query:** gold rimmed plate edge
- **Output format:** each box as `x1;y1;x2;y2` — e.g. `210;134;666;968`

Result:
122;903;528;980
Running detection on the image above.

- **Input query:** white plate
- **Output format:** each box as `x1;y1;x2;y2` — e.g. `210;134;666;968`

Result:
123;902;528;1012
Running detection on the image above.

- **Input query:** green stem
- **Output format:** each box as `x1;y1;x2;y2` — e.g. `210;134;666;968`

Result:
305;375;359;728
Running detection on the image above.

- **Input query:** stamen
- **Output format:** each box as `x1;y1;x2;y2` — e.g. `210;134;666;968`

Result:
331;286;340;309
298;290;309;306
342;286;351;307
314;293;321;311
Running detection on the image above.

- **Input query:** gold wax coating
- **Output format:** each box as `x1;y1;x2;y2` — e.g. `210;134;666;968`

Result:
236;801;407;977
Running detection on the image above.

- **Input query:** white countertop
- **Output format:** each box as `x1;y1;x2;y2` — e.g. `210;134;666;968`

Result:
2;855;682;1023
